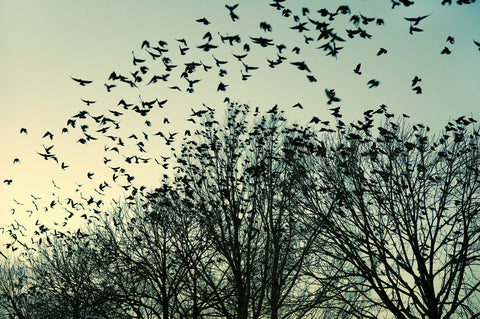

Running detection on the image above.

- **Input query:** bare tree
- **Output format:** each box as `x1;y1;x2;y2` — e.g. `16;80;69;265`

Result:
0;256;43;319
301;108;480;318
176;102;324;318
92;191;205;319
26;235;124;319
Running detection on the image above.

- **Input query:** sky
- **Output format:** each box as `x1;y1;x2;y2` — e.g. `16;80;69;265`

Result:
1;0;480;255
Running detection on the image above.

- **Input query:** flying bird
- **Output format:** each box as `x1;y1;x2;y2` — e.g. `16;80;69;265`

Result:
260;21;272;32
70;76;92;86
225;3;239;21
367;79;380;88
292;102;303;109
196;17;210;25
290;61;311;72
325;89;341;105
197;42;218;52
409;25;423;35
250;36;274;47
441;46;451;55
377;48;387;55
20;128;28;134
104;83;116;92
42;131;54;140
474;40;480;51
412;75;422;87
412;86;422;94
404;14;430;26
353;63;362;75
81;99;96;106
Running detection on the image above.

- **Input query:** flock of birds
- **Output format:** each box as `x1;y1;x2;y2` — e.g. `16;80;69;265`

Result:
1;0;480;257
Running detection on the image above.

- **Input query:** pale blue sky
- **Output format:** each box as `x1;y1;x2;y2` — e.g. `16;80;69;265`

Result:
1;0;479;252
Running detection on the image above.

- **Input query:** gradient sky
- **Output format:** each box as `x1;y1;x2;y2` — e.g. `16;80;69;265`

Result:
1;0;480;254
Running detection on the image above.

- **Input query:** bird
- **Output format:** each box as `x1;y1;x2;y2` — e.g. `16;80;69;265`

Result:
225;3;239;21
412;75;422;87
3;179;12;185
267;104;278;114
212;55;228;67
292;103;303;109
404;14;430;26
329;106;342;118
104;83;116;92
474;40;480;51
412;86;422;94
367;79;380;88
325;89;341;105
446;36;455;44
232;53;248;61
441;46;451;55
377;48;387;56
353;63;362;75
19;128;28;134
202;31;213;42
217;82;228;91
409;25;423;35
196;17;210;25
70;76;92;86
81;99;96;106
42;131;54;140
290;22;309;33
250;36;274;47
310;116;321;124
132;51;145;65
260;21;272;32
290;61;311;72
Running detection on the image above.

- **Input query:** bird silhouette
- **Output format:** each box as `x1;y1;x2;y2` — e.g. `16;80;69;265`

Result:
441;46;451;55
292;102;303;109
474;40;480;51
353;63;362;75
104;83;116;92
225;3;239;21
412;86;422;94
290;61;311;72
377;48;387;55
409;25;423;35
367;79;380;88
20;128;28;134
70;76;92;86
196;17;210;25
42;131;54;140
81;99;96;106
260;21;272;32
404;14;430;26
290;22;309;32
412;75;422;87
325;89;341;104
132;51;145;65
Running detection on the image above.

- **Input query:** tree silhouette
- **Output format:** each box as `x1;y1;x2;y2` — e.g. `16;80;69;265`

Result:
300;110;480;318
174;102;324;318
